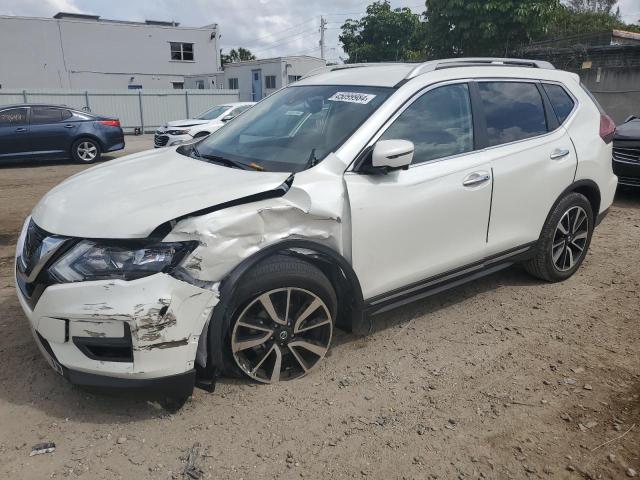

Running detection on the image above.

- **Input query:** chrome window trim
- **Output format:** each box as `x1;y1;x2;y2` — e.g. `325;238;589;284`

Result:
347;76;579;173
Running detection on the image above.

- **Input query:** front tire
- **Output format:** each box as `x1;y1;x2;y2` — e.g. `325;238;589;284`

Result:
71;138;101;163
524;192;594;282
223;255;337;383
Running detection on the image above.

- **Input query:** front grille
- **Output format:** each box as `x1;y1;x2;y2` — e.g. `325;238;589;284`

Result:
613;146;640;164
22;221;49;275
618;176;640;187
16;220;69;309
154;134;169;147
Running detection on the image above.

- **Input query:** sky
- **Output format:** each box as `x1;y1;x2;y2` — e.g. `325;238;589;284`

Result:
1;0;639;64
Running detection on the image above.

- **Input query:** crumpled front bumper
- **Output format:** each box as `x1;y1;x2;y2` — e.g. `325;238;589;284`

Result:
16;269;219;394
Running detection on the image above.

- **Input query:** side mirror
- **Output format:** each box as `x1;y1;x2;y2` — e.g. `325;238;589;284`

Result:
371;139;414;170
221;115;233;122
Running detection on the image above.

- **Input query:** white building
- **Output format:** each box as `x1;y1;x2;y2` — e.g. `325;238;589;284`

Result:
0;12;223;90
185;56;326;100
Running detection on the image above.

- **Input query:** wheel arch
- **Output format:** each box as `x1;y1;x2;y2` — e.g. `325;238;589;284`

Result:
71;134;105;152
202;239;367;379
545;180;601;230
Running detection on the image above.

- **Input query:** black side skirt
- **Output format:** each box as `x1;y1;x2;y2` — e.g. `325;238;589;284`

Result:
364;242;536;316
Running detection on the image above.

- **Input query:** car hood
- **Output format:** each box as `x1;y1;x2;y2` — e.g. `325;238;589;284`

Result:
164;119;211;128
614;118;640;141
31;148;291;239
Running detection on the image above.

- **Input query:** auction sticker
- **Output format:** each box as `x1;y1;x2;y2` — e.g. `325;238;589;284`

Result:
328;92;376;104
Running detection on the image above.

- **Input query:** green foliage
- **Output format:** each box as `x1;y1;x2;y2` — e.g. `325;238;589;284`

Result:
338;0;640;62
221;47;256;66
423;0;561;58
541;4;640;39
339;1;426;63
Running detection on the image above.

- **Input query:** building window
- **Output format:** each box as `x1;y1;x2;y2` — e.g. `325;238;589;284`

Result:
170;42;194;61
288;75;301;84
172;82;184;90
228;78;239;89
265;75;276;89
195;80;205;90
128;85;143;90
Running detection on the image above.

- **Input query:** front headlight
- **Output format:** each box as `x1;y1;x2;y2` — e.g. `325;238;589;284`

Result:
49;240;197;283
166;129;190;135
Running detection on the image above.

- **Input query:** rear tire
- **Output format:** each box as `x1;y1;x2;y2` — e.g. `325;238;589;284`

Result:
221;255;337;383
71;138;101;164
524;192;594;282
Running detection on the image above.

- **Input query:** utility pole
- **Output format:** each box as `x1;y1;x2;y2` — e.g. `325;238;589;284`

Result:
319;16;326;60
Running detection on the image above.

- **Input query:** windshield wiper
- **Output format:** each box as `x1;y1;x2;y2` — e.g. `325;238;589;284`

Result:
304;148;318;170
185;143;263;171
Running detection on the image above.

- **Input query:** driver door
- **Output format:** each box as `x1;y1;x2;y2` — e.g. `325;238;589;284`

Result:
345;82;493;300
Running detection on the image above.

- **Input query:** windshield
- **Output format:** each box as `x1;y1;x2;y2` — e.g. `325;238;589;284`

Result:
197;105;231;120
192;85;392;172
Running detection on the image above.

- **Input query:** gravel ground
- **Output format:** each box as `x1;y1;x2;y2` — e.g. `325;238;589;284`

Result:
0;147;638;479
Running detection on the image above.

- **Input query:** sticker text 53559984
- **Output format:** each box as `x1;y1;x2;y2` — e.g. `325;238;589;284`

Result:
328;92;377;105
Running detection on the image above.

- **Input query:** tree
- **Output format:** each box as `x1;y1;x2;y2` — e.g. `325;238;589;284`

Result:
423;0;561;58
538;4;640;41
567;0;618;15
339;1;426;63
221;47;256;67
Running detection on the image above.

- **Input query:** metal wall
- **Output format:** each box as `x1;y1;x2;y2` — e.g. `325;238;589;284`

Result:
0;89;240;133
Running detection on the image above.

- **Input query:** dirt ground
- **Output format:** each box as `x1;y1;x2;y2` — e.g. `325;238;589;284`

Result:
0;143;638;479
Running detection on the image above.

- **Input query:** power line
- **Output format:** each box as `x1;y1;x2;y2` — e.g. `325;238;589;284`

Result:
251;28;319;53
241;17;316;45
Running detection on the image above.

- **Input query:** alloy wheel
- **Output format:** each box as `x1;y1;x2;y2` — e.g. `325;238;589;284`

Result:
77;141;98;161
231;287;333;383
552;206;589;272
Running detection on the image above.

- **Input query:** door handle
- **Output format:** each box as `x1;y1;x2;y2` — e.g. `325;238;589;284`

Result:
550;148;570;160
64;124;75;128
463;171;491;187
15;127;27;133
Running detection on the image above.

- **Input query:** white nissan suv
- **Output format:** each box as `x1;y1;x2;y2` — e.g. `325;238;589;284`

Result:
15;58;617;404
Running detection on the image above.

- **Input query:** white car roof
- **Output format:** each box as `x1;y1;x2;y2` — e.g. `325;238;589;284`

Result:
296;58;566;88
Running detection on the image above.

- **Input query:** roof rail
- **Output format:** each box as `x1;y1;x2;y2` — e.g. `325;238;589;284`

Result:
300;62;405;80
405;57;555;80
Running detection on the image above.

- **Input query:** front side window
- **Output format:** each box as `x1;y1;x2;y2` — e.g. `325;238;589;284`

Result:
31;107;71;124
197;105;231;120
0;108;27;127
543;83;575;124
170;42;194;61
265;75;276;89
380;83;474;164
478;82;547;147
228;78;238;89
192;85;392;172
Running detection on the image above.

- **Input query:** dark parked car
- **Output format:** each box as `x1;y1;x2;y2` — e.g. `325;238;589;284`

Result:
0;104;124;164
613;115;640;187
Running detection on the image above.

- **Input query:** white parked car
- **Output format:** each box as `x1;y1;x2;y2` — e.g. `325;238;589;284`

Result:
154;102;254;147
16;58;617;405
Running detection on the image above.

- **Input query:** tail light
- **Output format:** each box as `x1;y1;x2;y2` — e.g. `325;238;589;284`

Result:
599;114;616;144
99;120;120;127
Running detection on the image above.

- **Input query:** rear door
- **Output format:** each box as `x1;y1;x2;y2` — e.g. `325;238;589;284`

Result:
0;107;29;159
28;106;77;158
478;80;577;255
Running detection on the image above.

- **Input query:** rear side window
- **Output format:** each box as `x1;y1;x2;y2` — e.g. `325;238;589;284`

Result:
478;82;547;147
31;107;72;124
543;83;575;124
0;108;28;127
380;83;474;164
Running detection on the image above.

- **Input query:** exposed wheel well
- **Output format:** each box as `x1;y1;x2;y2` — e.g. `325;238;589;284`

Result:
71;135;104;151
193;131;210;138
571;181;601;218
